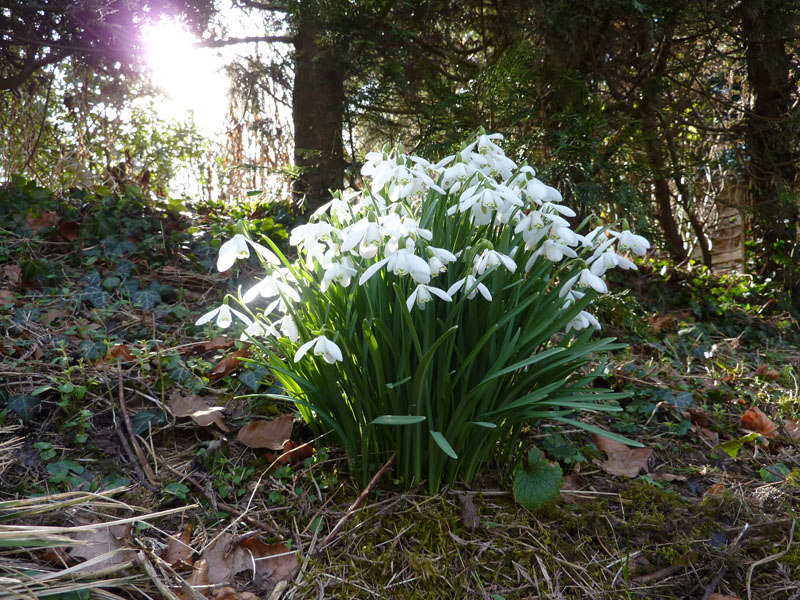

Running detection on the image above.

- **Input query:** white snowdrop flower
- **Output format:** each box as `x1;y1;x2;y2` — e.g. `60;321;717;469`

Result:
405;284;453;312
217;234;280;272
294;335;343;364
240;318;277;341
616;230;651;256
474;249;517;275
579;268;608;293
277;315;299;342
290;222;338;248
195;304;251;329
447;275;492;301
321;258;357;292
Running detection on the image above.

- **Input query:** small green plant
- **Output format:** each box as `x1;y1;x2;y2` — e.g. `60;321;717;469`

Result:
198;130;647;492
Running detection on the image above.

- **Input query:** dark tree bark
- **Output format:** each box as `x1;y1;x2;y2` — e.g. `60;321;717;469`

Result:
740;0;799;287
291;5;346;215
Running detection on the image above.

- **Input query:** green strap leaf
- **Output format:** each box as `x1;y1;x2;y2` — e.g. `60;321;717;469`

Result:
430;430;458;459
371;415;427;425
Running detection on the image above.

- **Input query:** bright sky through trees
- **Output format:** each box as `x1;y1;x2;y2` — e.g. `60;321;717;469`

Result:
142;18;228;135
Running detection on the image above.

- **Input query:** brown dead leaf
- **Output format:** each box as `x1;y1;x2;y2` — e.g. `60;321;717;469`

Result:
69;522;136;572
238;538;299;583
177;558;211;600
709;594;741;600
754;364;769;378
705;483;726;497
687;407;709;428
0;289;15;304
559;474;593;506
649;472;687;482
237;416;294;450
459;494;479;529
181;336;235;355
591;432;629;454
212;588;259;600
200;533;299;586
164;524;194;568
26;210;60;234
58;221;80;242
41;308;69;326
648;313;678;332
595;448;653;478
696;425;719;444
209;349;250;381
1;264;21;286
785;418;800;441
275;440;315;465
41;547;74;567
740;407;778;438
168;393;230;432
109;344;136;362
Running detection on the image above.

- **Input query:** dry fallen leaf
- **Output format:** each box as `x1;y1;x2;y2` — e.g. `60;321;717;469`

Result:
200;533;299;586
785;418;800;442
69;522;136;572
238;538;300;582
591;432;629;454
212;587;259;600
237;416;294;450
1;264;21;286
648;313;678;332
559;474;593;506
274;440;315;466
687;407;709;428
459;494;479;529
740;407;778;438
41;547;74;567
42;308;69;326
168;393;230;432
109;344;136;362
181;336;235;355
178;558;211;600
705;483;726;497
596;447;653;478
209;349;250;381
26;210;60;234
164;524;194;568
695;425;719;444
709;594;741;600
0;289;15;304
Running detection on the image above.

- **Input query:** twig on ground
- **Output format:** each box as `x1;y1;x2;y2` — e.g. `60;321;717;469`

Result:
700;522;751;600
138;551;183;600
117;367;159;488
319;453;396;550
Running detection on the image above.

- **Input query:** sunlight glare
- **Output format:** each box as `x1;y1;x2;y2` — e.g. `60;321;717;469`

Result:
143;19;228;135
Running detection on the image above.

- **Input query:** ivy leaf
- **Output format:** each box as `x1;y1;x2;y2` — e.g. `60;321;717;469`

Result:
513;448;563;512
8;395;39;423
717;432;760;459
132;289;161;310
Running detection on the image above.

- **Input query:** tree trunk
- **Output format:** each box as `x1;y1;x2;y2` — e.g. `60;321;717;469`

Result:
292;4;346;215
740;0;799;289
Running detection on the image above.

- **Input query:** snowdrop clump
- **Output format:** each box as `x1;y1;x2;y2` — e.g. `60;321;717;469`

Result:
197;130;649;492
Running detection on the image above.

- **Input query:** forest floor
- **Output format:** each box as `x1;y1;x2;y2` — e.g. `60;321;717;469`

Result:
1;182;799;600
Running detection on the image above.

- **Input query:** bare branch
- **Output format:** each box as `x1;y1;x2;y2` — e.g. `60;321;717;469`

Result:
234;0;291;12
194;35;295;48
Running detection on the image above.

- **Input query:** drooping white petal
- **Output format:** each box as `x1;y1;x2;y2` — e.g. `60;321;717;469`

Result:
195;305;221;326
217;235;249;272
359;256;391;285
247;239;280;265
580;269;608;293
293;339;316;362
